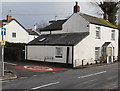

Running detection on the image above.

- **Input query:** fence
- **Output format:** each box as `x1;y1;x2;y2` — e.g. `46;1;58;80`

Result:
4;47;25;61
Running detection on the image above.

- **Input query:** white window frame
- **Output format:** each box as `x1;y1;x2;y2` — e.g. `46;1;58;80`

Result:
111;30;115;40
55;47;63;58
95;27;101;39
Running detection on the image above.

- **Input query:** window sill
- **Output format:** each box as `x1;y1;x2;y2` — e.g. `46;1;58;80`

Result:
95;37;101;39
12;37;16;38
111;39;115;41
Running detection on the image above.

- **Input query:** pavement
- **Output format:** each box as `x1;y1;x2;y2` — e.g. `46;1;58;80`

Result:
2;61;119;90
0;70;17;81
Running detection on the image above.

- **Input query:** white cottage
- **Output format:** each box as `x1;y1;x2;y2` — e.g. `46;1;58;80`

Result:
0;15;39;43
26;2;119;68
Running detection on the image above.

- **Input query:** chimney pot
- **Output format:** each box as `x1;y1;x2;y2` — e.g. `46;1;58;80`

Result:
6;15;12;22
103;12;108;21
73;2;80;13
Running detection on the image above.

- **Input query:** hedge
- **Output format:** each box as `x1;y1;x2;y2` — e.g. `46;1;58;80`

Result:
5;42;26;49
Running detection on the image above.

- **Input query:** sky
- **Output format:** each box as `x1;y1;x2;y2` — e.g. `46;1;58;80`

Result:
0;0;119;29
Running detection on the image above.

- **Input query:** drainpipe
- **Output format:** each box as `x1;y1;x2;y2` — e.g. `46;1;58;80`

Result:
118;28;120;61
82;59;86;66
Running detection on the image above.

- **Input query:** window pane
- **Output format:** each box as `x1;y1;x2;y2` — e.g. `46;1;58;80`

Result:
12;33;16;38
96;27;100;39
111;30;115;40
56;47;63;58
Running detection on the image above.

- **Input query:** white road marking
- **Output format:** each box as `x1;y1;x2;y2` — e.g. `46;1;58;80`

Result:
78;71;107;79
31;81;60;90
4;62;17;66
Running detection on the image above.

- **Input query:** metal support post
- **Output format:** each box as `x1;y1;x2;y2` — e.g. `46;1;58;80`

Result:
1;45;4;76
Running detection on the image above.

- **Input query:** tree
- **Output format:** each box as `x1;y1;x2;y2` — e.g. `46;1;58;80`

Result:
96;1;119;25
35;20;48;29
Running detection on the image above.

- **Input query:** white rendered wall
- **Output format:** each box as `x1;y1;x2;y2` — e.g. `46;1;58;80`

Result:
28;35;38;43
4;20;29;43
74;24;118;67
40;13;89;34
0;20;38;43
63;13;89;33
26;45;73;64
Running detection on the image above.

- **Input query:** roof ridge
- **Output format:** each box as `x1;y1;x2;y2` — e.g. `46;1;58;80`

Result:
79;13;118;29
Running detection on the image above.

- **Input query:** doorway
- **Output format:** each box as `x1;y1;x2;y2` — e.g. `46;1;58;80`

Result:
108;47;112;63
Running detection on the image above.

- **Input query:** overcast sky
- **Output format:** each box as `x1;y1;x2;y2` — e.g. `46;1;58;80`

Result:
1;0;119;28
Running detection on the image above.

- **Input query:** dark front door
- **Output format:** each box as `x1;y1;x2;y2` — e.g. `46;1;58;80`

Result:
108;47;112;63
66;47;69;67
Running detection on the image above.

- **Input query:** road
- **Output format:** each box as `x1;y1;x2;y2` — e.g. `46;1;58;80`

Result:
2;62;119;90
4;60;69;78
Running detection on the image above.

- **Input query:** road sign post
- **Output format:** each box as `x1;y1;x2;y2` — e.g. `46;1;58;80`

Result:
1;27;6;77
1;45;4;77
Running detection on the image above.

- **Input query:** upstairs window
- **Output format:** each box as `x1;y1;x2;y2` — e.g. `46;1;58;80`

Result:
12;32;16;38
96;27;101;39
111;30;115;40
55;47;63;58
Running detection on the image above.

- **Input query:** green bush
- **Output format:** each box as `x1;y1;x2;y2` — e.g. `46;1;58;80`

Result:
5;42;26;49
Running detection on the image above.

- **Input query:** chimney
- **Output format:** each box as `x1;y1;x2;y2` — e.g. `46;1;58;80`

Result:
103;8;108;21
32;25;37;31
103;12;108;21
6;15;12;22
73;2;80;13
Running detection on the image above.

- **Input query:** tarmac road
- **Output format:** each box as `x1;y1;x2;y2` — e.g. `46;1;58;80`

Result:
4;60;69;78
2;62;119;90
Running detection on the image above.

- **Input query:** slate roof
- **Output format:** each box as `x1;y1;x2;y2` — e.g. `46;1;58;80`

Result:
102;42;111;47
28;32;89;46
40;13;118;31
27;29;39;35
40;19;67;31
80;13;118;29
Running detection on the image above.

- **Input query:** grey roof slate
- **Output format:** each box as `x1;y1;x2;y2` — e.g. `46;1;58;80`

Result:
27;29;39;35
28;32;89;46
79;13;118;29
40;19;67;31
40;13;117;31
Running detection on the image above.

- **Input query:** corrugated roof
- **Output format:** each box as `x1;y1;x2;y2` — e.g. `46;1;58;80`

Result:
28;32;89;46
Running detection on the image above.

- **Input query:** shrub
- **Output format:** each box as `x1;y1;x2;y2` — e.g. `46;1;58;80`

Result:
5;41;26;49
